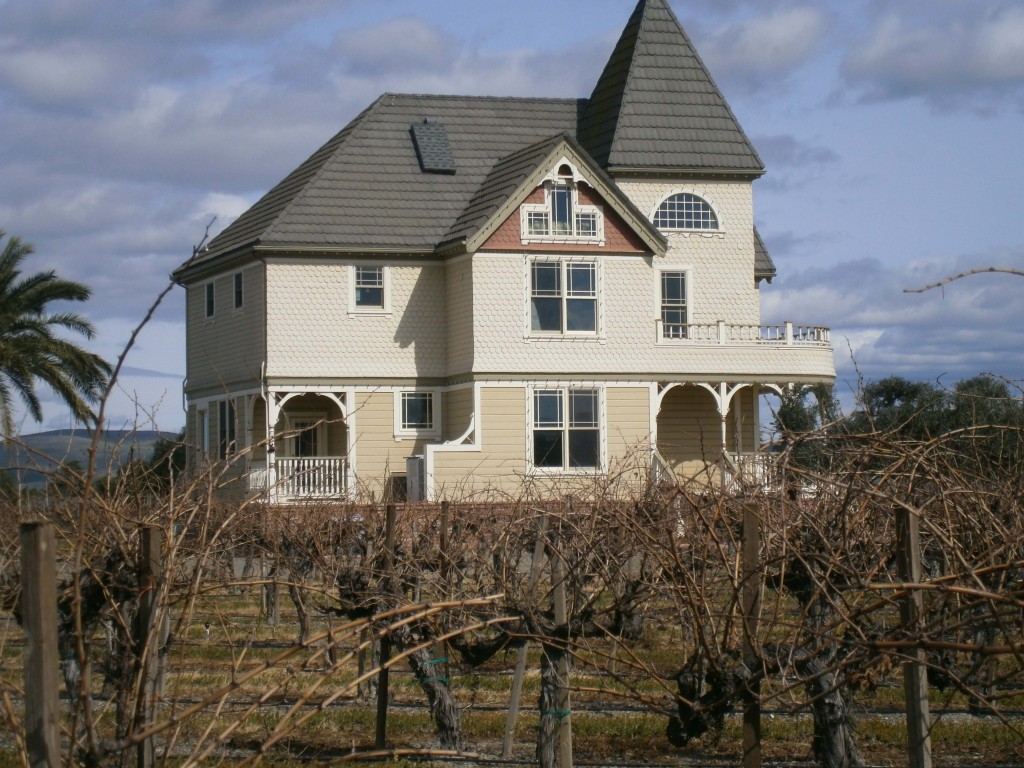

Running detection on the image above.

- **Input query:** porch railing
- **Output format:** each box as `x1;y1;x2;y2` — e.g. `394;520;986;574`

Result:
248;457;348;499
657;320;830;347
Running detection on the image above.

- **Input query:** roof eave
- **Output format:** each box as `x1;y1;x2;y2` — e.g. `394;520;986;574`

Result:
607;165;766;180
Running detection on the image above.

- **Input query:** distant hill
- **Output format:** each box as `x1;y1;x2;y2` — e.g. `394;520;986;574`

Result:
0;429;178;487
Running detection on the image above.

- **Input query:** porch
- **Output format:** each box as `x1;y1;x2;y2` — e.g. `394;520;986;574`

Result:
248;457;349;501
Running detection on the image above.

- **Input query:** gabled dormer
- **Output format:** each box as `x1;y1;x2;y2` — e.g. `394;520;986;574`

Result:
442;133;666;257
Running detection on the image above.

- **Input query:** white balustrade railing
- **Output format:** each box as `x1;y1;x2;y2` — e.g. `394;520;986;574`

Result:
656;320;830;347
248;457;348;498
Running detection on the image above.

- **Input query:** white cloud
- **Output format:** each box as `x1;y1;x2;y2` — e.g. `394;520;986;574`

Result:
843;4;1024;107
701;7;831;88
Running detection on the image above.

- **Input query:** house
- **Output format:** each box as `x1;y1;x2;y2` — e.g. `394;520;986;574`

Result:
173;0;835;503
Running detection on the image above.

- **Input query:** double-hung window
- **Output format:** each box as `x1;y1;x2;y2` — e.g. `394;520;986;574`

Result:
530;260;597;334
660;271;688;339
348;264;387;313
532;388;601;470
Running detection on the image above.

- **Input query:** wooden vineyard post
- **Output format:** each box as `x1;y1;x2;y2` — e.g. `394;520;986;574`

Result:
502;509;548;759
550;525;573;768
431;501;451;691
136;525;162;768
375;503;397;749
741;503;762;768
21;522;60;768
896;506;933;768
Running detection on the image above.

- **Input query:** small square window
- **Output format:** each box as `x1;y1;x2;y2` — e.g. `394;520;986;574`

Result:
401;392;434;431
205;282;215;318
355;266;384;309
233;272;243;310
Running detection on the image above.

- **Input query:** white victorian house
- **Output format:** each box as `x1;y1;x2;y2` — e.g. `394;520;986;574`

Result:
173;0;835;503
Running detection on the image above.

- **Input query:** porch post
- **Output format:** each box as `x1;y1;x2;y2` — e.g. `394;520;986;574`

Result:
266;392;280;503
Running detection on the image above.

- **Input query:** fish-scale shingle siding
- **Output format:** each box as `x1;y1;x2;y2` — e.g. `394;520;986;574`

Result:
265;261;447;379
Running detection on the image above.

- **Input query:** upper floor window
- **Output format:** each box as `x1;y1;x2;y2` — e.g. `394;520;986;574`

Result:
661;271;688;339
521;164;603;242
205;282;215;318
530;260;597;335
233;272;244;310
654;193;719;230
351;265;390;313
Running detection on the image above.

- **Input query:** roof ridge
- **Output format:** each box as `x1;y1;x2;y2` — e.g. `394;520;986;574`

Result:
378;92;583;105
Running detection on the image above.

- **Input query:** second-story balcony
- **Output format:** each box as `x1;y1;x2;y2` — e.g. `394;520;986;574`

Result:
657;320;831;347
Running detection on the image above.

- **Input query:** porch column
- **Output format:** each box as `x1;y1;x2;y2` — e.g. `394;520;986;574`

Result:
266;393;280;502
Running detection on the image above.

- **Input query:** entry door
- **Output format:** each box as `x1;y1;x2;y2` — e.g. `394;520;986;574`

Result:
293;419;322;457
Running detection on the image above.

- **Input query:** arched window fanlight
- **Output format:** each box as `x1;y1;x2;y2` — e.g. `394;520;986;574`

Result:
653;193;719;230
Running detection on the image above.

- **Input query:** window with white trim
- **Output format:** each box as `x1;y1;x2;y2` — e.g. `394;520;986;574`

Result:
654;193;718;230
530;259;597;334
352;265;387;311
205;282;215;318
660;271;688;339
532;388;601;470
401;392;433;430
394;390;440;438
521;164;603;242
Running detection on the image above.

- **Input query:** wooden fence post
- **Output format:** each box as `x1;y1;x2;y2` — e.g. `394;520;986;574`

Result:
502;509;548;758
21;521;61;768
896;506;933;768
375;503;396;749
550;524;573;768
741;503;762;768
136;525;162;768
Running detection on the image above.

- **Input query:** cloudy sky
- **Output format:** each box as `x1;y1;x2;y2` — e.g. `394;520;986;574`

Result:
2;0;1023;433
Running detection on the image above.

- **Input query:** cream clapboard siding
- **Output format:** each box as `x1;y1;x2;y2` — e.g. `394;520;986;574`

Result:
444;386;474;441
186;264;265;394
265;260;447;379
431;387;526;498
352;391;426;496
606;386;653;471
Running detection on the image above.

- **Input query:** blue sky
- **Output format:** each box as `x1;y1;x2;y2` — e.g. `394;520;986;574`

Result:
2;0;1023;433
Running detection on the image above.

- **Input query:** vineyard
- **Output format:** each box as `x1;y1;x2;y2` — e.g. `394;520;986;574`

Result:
2;427;1024;768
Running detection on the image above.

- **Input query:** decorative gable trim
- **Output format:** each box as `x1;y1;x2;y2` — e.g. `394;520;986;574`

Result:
462;136;666;257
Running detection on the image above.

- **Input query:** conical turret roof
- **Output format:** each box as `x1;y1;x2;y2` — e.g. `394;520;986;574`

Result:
578;0;763;175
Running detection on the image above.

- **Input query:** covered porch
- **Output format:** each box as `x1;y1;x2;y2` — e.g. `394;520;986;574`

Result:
653;380;789;493
246;389;353;502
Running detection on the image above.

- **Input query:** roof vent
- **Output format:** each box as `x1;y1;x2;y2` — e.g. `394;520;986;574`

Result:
411;118;456;174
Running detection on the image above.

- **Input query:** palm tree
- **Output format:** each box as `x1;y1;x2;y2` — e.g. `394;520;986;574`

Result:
0;229;111;435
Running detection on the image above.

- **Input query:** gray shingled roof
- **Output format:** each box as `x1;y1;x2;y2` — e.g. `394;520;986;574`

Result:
753;226;777;283
177;95;586;274
577;0;763;174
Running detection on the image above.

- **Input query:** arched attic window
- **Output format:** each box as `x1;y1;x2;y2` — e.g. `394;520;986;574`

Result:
653;193;719;231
